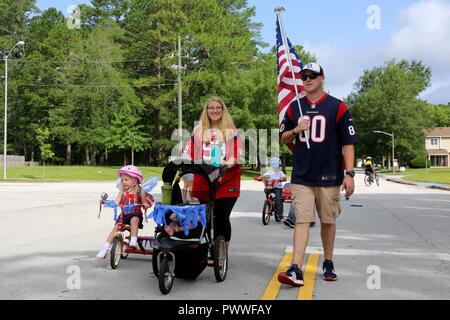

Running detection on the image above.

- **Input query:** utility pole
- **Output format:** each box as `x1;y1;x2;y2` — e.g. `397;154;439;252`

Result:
177;36;183;153
131;132;135;166
392;132;395;173
374;130;395;173
3;41;25;180
3;56;8;180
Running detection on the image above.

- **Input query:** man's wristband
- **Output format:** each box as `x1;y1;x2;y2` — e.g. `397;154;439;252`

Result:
346;170;355;178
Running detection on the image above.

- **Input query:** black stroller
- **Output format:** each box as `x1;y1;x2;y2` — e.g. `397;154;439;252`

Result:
151;161;228;294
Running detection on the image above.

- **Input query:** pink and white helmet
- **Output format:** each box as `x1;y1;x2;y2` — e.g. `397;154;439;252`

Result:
117;165;143;184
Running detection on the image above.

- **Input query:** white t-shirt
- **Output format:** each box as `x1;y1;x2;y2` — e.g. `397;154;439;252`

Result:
263;169;285;188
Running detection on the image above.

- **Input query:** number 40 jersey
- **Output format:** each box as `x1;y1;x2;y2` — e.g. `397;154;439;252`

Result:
280;93;358;187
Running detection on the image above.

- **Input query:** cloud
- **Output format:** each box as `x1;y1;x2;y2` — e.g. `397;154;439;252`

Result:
302;42;381;100
304;0;450;104
420;77;450;104
389;0;450;75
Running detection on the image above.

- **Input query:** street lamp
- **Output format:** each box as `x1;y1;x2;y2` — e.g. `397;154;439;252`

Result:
373;130;395;172
3;40;25;180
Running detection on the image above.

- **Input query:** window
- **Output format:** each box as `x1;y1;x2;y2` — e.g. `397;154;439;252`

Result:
430;138;439;147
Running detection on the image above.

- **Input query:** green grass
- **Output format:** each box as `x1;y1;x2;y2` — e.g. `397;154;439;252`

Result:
10;166;448;185
384;168;450;185
6;166;164;182
6;166;293;182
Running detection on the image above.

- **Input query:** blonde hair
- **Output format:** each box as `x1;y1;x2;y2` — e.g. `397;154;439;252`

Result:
197;96;237;143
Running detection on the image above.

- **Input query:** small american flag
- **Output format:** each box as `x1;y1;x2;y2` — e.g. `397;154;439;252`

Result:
276;16;306;152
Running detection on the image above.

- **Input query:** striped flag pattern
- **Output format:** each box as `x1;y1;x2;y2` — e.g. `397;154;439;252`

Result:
276;16;306;151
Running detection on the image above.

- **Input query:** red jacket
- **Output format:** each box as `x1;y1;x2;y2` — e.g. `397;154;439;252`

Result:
185;132;242;200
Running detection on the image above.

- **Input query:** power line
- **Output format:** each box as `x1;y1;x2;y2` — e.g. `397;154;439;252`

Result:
7;58;156;65
8;82;177;88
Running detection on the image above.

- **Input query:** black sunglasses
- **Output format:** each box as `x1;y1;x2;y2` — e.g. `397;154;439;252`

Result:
301;73;320;81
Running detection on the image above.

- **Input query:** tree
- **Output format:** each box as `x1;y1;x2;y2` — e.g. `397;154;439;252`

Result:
35;126;54;162
348;59;432;166
10;8;75;162
106;109;149;165
81;0;129;27
2;0;317;167
424;103;450;128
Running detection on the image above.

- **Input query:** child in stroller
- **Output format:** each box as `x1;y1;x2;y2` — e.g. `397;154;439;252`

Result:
155;209;204;239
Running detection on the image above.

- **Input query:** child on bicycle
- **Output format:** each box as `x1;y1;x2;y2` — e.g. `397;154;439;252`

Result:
96;165;151;259
255;157;286;217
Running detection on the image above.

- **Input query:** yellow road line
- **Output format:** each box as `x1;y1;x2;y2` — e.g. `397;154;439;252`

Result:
260;252;293;300
298;253;319;300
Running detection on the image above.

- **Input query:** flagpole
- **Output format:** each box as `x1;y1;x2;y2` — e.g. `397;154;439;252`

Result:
275;6;310;149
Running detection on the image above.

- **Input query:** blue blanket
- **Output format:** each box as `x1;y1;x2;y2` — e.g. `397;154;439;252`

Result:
149;203;207;236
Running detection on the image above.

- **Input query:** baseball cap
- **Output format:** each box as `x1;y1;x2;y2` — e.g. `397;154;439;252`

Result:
300;62;324;75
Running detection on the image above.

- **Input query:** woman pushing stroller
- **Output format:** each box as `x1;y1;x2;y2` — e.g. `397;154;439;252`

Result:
184;96;242;249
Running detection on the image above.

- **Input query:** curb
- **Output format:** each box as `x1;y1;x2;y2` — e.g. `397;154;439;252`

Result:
386;177;450;191
428;185;450;191
385;178;418;186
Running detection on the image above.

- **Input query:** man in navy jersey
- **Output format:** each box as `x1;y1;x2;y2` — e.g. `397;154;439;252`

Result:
277;63;358;287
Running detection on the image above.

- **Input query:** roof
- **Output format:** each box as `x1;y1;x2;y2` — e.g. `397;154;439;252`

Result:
424;127;450;137
426;149;449;156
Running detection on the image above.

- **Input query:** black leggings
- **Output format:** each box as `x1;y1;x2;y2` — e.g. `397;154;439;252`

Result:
213;197;238;242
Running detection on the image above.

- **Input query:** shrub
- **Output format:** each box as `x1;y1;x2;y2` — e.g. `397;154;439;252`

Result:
409;155;431;168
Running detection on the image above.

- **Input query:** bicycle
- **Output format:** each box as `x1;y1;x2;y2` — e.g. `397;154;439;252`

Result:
99;194;155;270
255;177;285;225
364;170;380;187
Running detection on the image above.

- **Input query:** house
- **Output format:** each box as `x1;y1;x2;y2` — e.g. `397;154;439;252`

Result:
424;127;450;167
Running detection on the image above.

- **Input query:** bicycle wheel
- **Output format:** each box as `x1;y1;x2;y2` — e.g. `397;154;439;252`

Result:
110;237;122;269
375;173;380;186
121;242;129;259
213;235;228;282
274;206;283;222
158;256;175;295
364;174;372;186
262;201;271;225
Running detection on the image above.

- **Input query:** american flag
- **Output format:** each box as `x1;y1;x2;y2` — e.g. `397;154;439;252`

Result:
276;16;306;151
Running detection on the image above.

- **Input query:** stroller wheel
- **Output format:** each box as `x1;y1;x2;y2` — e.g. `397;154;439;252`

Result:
152;250;159;277
213;235;228;282
110;237;122;269
158;256;175;294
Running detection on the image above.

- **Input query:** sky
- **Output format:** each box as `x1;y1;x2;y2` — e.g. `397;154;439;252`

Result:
36;0;450;104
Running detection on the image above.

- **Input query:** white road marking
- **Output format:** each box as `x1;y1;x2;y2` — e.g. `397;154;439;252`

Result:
285;246;450;262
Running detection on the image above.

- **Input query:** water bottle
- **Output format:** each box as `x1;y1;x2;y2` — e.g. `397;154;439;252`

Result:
210;133;221;168
161;182;173;204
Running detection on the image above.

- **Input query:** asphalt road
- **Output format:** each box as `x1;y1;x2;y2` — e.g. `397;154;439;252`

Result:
0;174;449;300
